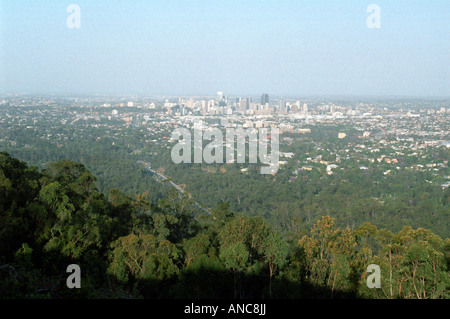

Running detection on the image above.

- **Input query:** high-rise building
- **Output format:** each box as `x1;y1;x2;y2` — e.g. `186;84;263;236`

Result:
208;99;215;109
187;98;194;108
279;99;286;113
201;99;207;114
261;94;269;106
291;103;299;113
240;99;247;112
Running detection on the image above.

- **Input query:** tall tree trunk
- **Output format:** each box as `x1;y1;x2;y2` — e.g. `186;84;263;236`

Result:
389;249;393;299
269;264;273;298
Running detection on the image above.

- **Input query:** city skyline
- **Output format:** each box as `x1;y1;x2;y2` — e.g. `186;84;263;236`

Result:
1;0;449;97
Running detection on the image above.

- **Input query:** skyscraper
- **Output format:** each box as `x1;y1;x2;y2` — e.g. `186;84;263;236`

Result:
279;99;286;113
261;94;269;106
201;100;207;114
240;98;247;112
291;103;299;113
246;97;252;109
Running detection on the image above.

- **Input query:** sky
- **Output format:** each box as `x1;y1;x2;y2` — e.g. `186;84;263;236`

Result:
0;0;449;97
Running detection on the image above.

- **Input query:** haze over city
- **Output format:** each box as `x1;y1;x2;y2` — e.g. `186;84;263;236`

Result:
1;0;450;304
1;0;449;97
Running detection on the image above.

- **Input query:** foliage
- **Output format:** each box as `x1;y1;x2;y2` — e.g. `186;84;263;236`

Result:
0;152;448;299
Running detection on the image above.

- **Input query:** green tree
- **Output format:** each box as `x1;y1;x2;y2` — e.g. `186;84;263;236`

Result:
263;232;289;297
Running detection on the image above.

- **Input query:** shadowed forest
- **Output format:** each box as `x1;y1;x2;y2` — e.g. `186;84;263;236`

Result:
1;152;449;299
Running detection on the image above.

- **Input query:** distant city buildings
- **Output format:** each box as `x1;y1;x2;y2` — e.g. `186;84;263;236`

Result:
279;99;286;114
261;94;269;106
1;94;448;186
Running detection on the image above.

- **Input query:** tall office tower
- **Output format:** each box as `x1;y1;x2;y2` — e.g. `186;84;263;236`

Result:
246;97;252;109
187;98;194;108
303;103;308;113
279;99;286;113
291;103;299;113
208;99;215;110
261;94;269;106
201;99;207;114
240;99;247;112
217;91;223;101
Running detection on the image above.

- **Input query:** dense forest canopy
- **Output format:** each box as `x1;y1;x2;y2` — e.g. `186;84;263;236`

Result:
1;152;449;298
2;111;449;239
1;102;449;298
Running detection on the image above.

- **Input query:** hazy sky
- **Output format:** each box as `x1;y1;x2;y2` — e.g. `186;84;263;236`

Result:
0;0;449;97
